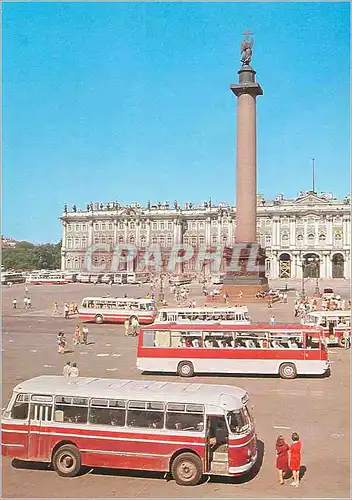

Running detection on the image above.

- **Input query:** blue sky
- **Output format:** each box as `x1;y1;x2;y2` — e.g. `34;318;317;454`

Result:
3;1;350;243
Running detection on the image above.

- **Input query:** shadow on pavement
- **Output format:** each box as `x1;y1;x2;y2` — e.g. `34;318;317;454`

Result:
11;439;265;484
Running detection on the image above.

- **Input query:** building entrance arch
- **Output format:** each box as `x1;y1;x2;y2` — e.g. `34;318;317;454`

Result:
303;253;320;278
332;253;344;278
279;253;291;279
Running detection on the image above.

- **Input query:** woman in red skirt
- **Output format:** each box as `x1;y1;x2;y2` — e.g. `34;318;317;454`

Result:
276;435;289;484
290;432;302;486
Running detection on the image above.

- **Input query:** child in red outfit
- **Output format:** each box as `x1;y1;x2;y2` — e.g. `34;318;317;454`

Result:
290;432;302;487
276;435;289;485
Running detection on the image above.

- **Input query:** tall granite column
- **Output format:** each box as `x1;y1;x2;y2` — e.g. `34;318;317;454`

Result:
231;66;263;243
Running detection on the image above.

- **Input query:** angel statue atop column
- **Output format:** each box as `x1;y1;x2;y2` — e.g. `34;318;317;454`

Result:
240;31;254;66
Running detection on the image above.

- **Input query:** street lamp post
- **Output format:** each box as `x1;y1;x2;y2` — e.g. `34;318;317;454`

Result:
158;272;164;304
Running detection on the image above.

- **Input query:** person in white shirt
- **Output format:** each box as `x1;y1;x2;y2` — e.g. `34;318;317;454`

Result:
69;362;79;383
82;326;89;345
62;361;71;380
131;317;139;336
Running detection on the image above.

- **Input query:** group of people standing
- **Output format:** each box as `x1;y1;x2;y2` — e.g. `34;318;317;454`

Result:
62;361;79;382
57;325;89;353
276;433;302;487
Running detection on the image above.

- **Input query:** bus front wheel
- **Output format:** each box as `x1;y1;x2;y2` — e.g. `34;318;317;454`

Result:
95;314;103;324
171;452;202;486
52;444;81;477
279;362;297;379
337;335;347;348
177;361;194;377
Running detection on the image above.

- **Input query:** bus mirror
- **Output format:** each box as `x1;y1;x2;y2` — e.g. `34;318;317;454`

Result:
54;410;64;422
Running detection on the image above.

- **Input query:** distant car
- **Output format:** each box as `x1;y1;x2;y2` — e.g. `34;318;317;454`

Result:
323;288;334;299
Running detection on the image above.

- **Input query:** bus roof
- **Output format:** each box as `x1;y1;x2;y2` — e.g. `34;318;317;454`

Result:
307;310;351;317
81;297;155;303
13;376;247;410
157;306;249;313
143;322;322;332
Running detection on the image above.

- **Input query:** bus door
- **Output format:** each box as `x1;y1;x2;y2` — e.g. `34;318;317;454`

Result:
205;415;229;474
28;398;53;461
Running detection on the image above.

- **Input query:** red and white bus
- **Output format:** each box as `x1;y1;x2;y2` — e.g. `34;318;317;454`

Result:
155;306;250;325
2;376;257;485
302;310;351;347
78;297;157;324
26;273;66;285
137;323;330;379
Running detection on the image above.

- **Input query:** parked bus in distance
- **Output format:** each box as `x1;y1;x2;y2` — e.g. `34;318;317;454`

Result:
25;273;66;285
169;274;192;286
155;306;250;325
137;323;330;379
2;376;257;485
302;310;351;347
1;272;26;285
114;272;150;285
78;297;157;324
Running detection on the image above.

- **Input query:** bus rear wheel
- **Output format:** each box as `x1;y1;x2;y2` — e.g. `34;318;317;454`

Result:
337;335;347;348
95;314;103;324
171;452;202;486
177;361;194;377
52;444;81;477
279;362;297;379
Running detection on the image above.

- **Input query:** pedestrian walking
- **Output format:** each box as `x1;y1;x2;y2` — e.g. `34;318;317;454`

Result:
289;432;302;487
63;361;71;379
69;362;79;383
131;316;139;336
73;325;81;346
24;297;28;310
69;302;75;316
276;435;289;485
82;325;89;345
64;302;69;319
57;331;66;354
27;297;31;309
53;301;59;316
343;329;350;349
283;292;288;304
124;319;130;336
268;297;273;309
270;314;276;326
13;298;17;309
25;286;29;296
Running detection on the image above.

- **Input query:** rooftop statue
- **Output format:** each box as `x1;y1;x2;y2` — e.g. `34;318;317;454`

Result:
240;29;254;66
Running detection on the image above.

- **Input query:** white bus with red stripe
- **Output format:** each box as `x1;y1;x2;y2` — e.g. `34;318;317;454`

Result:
155;306;250;324
2;376;257;485
78;297;157;324
302;310;351;347
137;323;330;379
25;273;66;285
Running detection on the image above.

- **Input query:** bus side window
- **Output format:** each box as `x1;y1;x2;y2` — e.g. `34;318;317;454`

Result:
127;401;164;429
54;396;88;423
165;404;204;432
11;394;30;420
143;330;155;347
89;399;126;426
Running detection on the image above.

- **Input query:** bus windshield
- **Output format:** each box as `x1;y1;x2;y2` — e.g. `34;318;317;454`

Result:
227;406;251;434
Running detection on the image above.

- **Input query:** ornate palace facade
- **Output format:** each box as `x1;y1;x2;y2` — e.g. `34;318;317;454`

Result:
60;191;351;280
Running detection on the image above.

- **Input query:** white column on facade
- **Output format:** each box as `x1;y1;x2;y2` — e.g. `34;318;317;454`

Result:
314;220;319;247
327;217;333;246
88;220;93;247
343;217;349;246
217;217;222;245
289;217;296;246
124;219;128;243
344;252;350;279
135;219;140;246
327;253;333;279
173;219;179;244
113;220;118;245
205;217;211;247
303;219;308;248
146;219;151;246
61;221;67;271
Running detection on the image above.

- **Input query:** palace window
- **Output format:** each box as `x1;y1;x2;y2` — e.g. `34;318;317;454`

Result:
75;237;80;248
159;236;165;247
167;236;173;247
265;235;271;245
160;222;165;230
82;224;87;231
108;223;113;231
101;236;106;244
118;236;124;243
94;223;99;231
82;237;87;248
212;235;218;244
191;236;197;246
67;225;72;231
153;223;157;230
167;222;172;230
199;221;204;229
141;221;146;230
152;236;157;244
130;222;135;230
140;236;146;247
212;220;217;226
101;223;106;231
67;238;72;248
119;222;124;230
129;236;135;244
199;236;205;246
108;237;113;244
94;236;100;244
75;224;80;231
